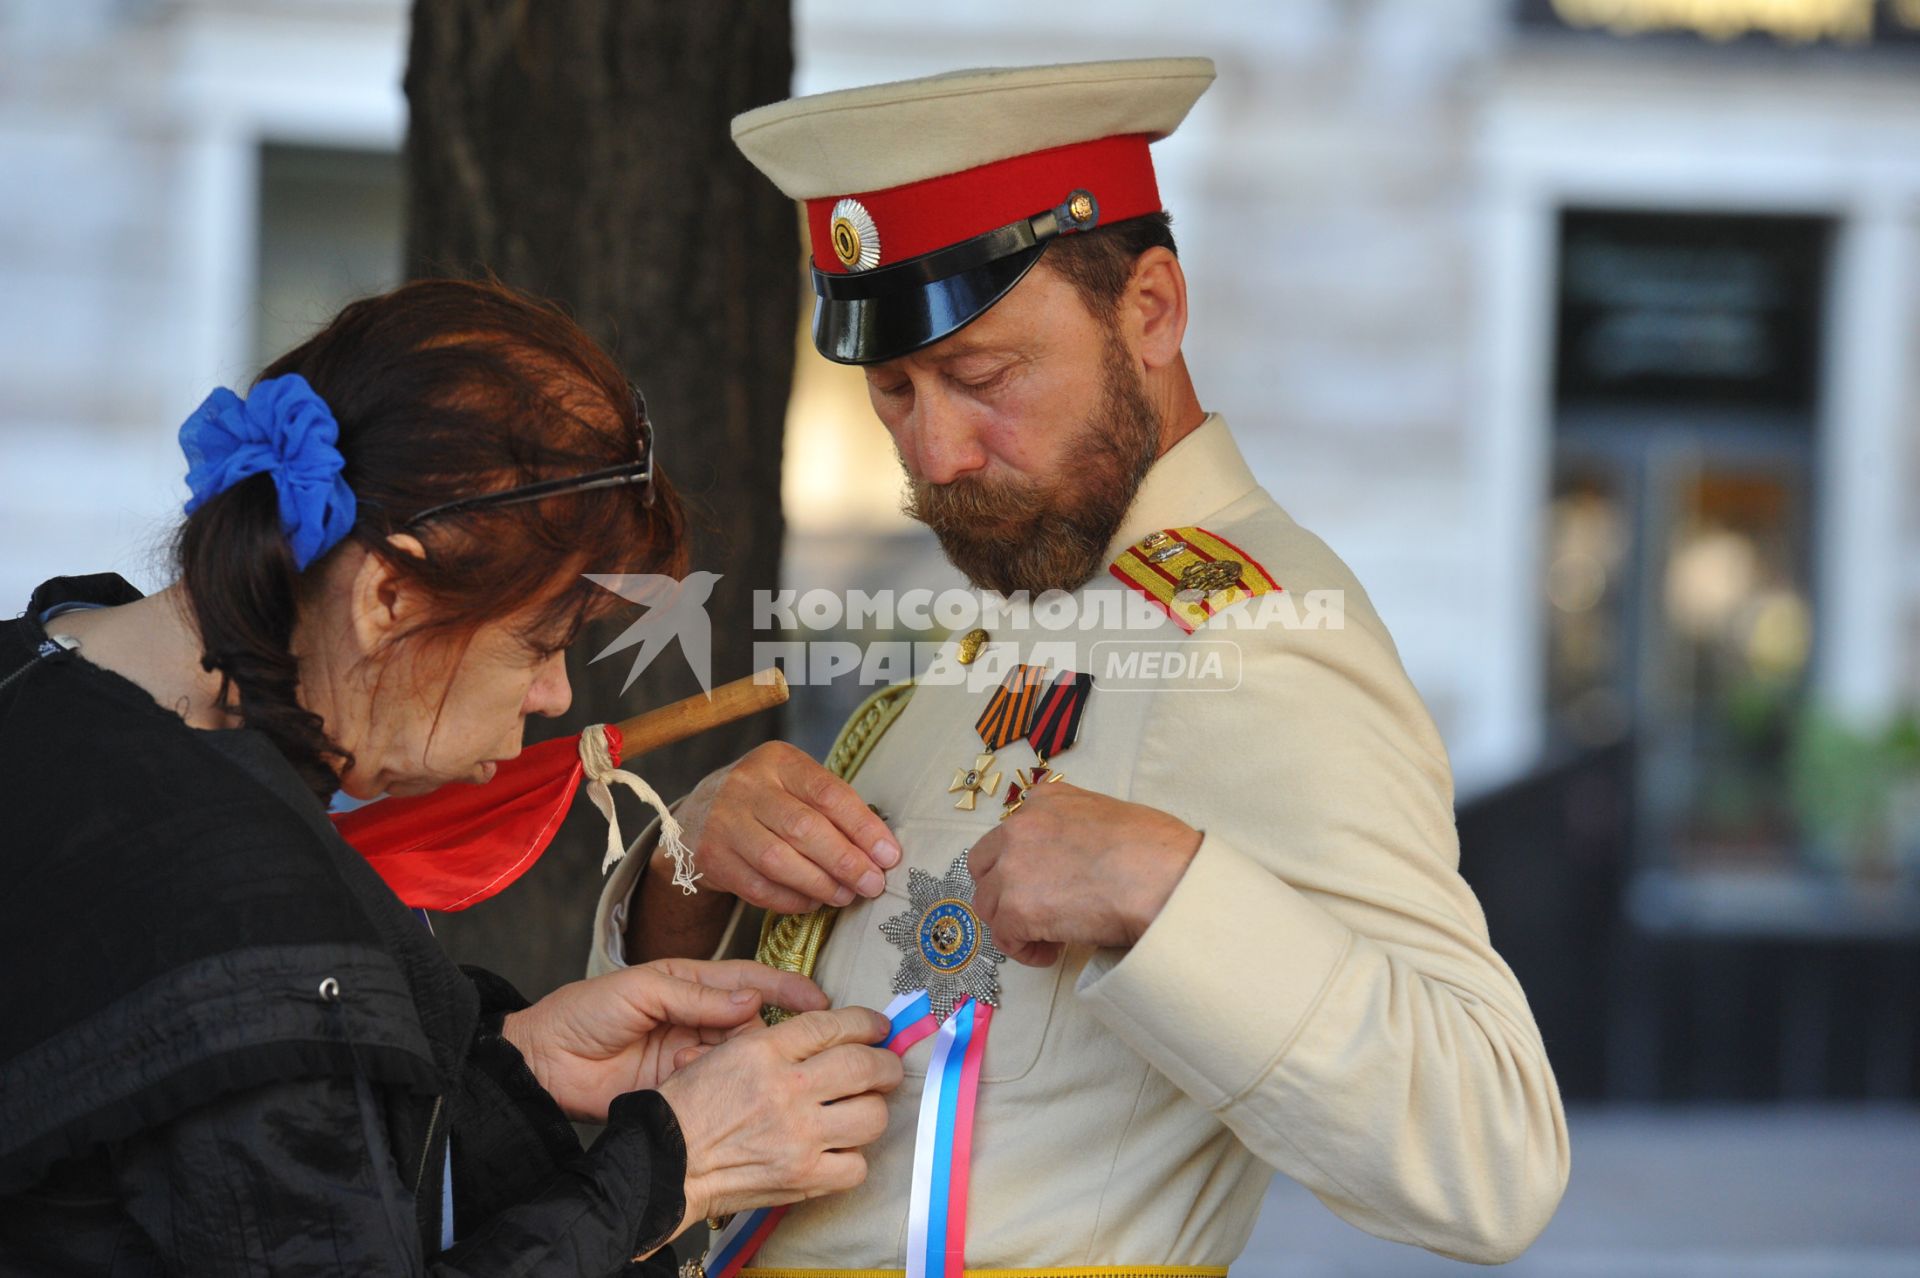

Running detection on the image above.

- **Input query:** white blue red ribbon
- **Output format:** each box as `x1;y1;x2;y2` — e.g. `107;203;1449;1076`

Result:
700;989;990;1278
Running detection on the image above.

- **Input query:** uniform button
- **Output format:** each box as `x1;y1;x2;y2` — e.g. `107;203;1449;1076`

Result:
317;977;341;1002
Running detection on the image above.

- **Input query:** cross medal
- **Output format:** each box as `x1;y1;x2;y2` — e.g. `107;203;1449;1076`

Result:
1002;669;1093;819
949;663;1048;810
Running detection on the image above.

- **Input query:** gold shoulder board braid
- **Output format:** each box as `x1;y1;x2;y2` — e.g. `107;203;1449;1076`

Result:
755;680;916;1023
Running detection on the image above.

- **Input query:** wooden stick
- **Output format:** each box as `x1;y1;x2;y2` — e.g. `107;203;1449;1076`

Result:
610;667;789;760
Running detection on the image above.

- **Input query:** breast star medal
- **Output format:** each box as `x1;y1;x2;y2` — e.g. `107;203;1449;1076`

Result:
1001;669;1092;819
879;848;1006;1022
949;663;1047;810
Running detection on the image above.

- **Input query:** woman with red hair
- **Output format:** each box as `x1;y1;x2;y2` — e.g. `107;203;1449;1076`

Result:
0;279;898;1274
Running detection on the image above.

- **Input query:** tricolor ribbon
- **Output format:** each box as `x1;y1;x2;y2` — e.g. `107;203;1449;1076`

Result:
701;990;992;1278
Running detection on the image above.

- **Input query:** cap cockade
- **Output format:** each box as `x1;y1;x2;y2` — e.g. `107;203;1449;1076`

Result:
731;57;1216;364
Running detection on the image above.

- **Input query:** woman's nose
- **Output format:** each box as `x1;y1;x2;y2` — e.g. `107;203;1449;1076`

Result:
526;651;573;719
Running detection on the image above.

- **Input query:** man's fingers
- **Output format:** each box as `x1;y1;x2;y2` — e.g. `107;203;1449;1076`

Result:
769;1006;892;1062
1007;939;1063;968
737;825;852;905
968;827;1006;879
757;791;877;902
672;1042;716;1070
780;752;901;875
733;872;820;916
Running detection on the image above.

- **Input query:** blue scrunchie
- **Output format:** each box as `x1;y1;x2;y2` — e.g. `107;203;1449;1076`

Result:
180;372;357;571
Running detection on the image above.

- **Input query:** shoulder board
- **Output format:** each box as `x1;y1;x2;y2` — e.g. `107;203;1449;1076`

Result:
1108;525;1281;633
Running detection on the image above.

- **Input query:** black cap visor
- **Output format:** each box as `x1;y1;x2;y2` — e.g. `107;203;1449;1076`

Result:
810;208;1080;365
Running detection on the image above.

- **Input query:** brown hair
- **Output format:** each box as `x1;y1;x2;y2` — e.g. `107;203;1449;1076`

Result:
175;278;685;799
1042;211;1179;317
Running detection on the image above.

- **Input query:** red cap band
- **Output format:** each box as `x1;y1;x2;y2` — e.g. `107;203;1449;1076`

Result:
806;133;1162;274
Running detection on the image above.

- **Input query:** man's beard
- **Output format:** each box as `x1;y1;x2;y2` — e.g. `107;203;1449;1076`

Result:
904;336;1161;597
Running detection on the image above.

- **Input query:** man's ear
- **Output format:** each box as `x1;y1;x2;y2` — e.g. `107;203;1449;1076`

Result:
1124;247;1189;372
346;534;429;657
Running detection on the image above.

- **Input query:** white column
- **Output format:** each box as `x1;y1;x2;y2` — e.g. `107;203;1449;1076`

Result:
1461;173;1557;790
173;122;258;406
1817;200;1916;725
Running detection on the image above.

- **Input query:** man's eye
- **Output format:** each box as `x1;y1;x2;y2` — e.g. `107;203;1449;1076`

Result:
871;380;911;398
955;367;1009;392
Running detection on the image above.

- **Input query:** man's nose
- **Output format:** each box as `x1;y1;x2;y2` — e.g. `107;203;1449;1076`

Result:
906;391;988;486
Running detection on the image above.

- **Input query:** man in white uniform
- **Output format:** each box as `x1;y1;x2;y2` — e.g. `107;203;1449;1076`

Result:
592;57;1569;1277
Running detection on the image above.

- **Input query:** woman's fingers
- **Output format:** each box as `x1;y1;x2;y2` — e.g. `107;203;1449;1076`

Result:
818;1092;892;1151
804;1041;904;1101
638;970;766;1031
805;1150;871;1197
769;1006;892;1064
675;959;829;1014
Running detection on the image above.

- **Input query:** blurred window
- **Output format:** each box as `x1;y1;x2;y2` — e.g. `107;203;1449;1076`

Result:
1546;210;1829;877
254;143;403;366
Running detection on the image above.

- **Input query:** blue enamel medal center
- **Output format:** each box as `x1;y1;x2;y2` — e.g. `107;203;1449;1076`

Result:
918;898;980;973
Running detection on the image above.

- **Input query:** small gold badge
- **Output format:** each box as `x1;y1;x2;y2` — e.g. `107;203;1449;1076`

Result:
828;197;881;271
1176;559;1243;600
956;627;989;665
948;753;1003;811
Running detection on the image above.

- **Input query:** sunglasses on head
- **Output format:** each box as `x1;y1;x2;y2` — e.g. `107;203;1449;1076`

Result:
402;383;656;528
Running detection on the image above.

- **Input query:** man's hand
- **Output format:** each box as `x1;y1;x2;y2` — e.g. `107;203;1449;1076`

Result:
673;741;902;914
501;959;829;1121
969;780;1202;966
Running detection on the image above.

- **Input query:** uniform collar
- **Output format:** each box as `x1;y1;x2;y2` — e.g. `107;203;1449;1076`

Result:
1103;412;1257;565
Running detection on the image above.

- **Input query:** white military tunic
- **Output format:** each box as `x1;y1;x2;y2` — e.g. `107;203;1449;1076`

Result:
591;416;1569;1271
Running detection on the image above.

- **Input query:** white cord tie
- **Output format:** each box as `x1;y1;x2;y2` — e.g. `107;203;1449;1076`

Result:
580;724;700;893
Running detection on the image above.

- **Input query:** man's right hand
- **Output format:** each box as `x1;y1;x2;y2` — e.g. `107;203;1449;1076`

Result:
672;741;900;915
657;1005;903;1229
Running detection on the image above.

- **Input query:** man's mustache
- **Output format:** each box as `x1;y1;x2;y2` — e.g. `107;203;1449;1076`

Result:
906;473;1052;532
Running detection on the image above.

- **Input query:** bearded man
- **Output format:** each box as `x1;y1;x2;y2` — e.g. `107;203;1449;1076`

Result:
590;58;1568;1277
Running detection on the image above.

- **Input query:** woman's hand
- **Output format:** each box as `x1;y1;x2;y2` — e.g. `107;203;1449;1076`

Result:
657;1005;902;1231
501;960;829;1122
672;741;902;913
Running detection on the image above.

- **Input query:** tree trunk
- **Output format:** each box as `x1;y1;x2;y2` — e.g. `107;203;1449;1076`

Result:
403;0;795;998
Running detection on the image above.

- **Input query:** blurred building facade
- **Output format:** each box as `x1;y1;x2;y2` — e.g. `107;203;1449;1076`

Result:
4;0;1919;1095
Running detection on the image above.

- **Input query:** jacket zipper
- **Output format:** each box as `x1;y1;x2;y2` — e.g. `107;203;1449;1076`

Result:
413;1094;445;1201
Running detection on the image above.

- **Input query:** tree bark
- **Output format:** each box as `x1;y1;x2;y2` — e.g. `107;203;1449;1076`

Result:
403;0;795;998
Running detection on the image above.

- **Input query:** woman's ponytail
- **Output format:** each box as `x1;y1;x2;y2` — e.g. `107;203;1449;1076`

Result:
175;471;348;800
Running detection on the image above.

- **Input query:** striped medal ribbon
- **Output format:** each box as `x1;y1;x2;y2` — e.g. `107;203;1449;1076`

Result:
699;991;993;1278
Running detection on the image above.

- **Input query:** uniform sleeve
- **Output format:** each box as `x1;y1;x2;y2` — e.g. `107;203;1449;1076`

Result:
111;1068;683;1275
589;824;656;976
1075;585;1570;1264
587;819;756;978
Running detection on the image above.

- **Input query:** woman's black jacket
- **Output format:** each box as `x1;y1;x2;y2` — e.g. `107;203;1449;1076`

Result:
0;575;685;1275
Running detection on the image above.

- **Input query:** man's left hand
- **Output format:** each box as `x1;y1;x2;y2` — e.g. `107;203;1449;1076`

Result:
969;781;1201;967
